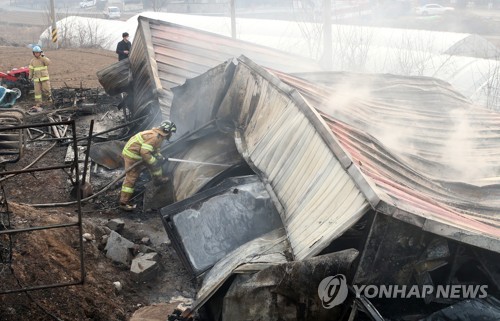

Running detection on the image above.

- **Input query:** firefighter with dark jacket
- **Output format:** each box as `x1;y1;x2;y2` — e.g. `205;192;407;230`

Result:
119;120;177;211
28;45;52;108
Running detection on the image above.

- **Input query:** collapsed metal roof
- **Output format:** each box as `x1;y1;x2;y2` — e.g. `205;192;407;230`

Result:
274;71;500;252
148;54;500;256
163;57;370;260
209;56;500;253
98;16;500;258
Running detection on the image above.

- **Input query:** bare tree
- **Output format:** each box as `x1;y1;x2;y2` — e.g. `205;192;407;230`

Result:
292;1;373;70
291;1;327;61
332;25;372;72
473;57;500;111
40;16;115;49
149;0;169;12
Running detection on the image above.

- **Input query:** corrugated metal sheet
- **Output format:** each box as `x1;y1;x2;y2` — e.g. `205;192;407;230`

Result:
129;19;164;124
276;71;500;252
218;57;371;260
146;16;323;78
124;16;324;127
105;16;324;132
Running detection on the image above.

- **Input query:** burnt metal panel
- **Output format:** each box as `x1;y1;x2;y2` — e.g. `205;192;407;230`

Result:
170;132;243;202
88;140;125;170
221;249;359;320
217;57;371;260
160;175;284;275
170;60;236;139
192;228;289;312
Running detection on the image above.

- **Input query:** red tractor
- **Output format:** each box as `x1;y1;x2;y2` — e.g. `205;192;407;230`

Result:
0;66;33;100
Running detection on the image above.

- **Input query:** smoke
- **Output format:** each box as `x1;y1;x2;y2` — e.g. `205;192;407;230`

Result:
319;78;497;186
321;79;374;115
441;109;494;185
321;79;419;155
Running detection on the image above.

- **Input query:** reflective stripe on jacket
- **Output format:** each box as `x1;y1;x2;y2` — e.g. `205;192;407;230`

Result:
122;128;167;166
29;56;51;82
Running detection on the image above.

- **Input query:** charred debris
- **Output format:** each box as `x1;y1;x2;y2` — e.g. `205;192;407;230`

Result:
96;51;500;320
0;33;499;321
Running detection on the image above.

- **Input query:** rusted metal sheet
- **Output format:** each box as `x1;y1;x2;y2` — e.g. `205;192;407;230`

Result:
276;71;500;252
164;54;499;256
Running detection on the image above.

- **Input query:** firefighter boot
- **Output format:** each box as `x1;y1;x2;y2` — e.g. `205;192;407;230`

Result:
119;190;136;211
119;203;137;211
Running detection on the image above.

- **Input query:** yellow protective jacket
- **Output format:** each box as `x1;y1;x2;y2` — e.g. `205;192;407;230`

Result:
29;56;51;82
122;128;168;174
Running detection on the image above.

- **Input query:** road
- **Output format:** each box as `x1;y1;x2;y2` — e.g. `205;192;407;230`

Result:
0;0;138;26
1;0;500;47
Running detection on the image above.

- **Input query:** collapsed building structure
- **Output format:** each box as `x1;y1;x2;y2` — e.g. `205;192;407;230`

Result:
96;16;500;320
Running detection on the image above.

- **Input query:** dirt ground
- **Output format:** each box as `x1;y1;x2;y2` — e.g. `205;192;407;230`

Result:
0;46;197;321
0;47;117;89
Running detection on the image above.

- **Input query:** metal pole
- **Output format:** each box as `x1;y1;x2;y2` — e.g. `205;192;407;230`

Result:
166;157;231;167
230;0;236;39
50;0;58;49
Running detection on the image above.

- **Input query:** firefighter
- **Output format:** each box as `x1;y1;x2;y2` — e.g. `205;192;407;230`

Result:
119;120;177;211
28;45;52;108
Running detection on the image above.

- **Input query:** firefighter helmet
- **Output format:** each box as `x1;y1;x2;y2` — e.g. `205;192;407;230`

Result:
32;45;43;53
160;120;176;133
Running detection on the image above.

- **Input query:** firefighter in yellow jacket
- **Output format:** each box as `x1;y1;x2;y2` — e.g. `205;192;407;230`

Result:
119;120;177;211
28;45;52;108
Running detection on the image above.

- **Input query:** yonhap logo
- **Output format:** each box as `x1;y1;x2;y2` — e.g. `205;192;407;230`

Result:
318;274;349;309
318;274;488;308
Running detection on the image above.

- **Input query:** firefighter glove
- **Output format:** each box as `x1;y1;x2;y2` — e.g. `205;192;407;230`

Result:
155;153;166;164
